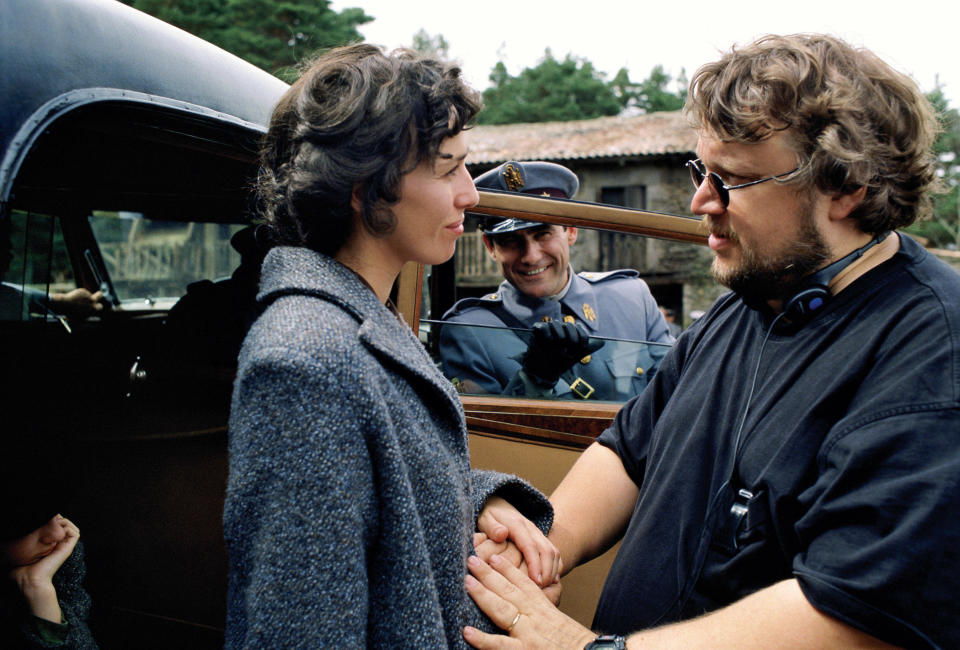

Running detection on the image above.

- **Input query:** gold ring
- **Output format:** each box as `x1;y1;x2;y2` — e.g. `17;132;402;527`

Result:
507;611;521;632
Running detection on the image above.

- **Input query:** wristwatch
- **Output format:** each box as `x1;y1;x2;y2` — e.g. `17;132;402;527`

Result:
584;634;626;649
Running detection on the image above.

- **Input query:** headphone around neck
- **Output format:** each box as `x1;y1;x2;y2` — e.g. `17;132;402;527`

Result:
781;232;890;325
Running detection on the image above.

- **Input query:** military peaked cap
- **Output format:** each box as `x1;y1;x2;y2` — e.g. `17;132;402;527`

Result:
474;161;579;235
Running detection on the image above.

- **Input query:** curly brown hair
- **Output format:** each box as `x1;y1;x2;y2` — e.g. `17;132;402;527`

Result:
685;34;941;233
257;43;482;255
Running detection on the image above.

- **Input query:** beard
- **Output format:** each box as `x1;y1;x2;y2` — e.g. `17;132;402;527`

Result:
707;200;831;305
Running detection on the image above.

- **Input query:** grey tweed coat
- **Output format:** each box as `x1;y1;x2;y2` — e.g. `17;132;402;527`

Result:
224;247;553;648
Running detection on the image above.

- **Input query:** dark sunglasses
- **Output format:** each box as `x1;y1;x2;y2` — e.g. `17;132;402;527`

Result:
686;159;799;208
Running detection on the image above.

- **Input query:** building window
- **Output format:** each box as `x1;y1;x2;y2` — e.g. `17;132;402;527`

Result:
598;185;646;269
600;185;646;209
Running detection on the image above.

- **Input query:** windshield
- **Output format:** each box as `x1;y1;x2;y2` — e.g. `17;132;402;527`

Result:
88;211;246;309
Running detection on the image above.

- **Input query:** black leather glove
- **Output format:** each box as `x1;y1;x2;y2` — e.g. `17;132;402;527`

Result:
520;321;604;386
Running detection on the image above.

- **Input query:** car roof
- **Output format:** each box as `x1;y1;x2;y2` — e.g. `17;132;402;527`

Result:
0;0;289;205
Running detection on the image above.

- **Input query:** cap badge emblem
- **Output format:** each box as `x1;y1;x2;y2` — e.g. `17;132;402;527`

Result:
503;163;525;191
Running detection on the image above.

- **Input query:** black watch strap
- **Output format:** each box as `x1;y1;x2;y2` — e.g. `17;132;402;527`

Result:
584;634;626;649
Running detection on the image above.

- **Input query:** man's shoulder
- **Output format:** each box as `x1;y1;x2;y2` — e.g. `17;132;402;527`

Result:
442;292;507;323
864;235;960;342
577;269;641;284
574;269;655;306
898;235;960;298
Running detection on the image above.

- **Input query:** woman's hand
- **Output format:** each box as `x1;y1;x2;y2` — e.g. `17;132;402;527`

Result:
476;496;562;588
463;553;593;649
473;534;562;606
9;516;80;623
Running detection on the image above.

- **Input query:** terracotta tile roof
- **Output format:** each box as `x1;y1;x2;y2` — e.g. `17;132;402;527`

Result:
467;111;698;165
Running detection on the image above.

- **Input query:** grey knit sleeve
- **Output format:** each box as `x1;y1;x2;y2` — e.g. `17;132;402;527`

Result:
470;469;554;535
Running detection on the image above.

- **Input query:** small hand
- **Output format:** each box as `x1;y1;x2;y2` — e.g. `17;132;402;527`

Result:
463;554;592;649
473;534;562;606
476;497;562;587
9;516;79;623
521;321;604;386
473;533;523;568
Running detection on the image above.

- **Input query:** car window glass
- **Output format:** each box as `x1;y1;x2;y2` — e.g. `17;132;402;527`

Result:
423;320;671;402
1;210;75;323
88;212;246;310
419;212;718;404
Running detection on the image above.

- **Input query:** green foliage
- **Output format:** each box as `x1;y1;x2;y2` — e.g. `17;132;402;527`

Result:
905;85;960;249
477;50;622;125
479;53;688;124
610;65;687;114
120;0;372;79
411;29;449;58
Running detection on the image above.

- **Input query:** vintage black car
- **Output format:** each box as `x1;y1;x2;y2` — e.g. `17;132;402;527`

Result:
1;0;706;647
1;0;285;646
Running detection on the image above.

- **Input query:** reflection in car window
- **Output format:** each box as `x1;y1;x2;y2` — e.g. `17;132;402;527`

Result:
424;320;671;403
88;212;245;309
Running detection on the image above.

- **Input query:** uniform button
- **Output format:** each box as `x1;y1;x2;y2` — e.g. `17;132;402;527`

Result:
636;367;644;375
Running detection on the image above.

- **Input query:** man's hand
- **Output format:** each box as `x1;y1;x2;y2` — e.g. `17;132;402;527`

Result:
476;496;562;588
50;288;106;317
465;558;901;649
463;553;592;649
521;321;604;386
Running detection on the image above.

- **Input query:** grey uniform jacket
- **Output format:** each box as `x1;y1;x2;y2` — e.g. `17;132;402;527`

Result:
439;269;673;401
224;247;553;648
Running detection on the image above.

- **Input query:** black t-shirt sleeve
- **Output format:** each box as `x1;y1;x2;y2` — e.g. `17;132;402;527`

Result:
793;408;960;648
596;392;648;482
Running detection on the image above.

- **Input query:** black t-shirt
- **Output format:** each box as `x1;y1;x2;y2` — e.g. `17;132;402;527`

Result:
595;235;960;648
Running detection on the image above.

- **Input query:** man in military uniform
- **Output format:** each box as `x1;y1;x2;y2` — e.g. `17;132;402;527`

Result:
438;160;673;401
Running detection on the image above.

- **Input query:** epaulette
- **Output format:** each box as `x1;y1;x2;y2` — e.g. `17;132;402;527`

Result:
578;269;640;283
442;293;502;319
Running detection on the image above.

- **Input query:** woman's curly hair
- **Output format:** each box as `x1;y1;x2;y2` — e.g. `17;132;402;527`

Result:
257;43;482;255
686;34;941;233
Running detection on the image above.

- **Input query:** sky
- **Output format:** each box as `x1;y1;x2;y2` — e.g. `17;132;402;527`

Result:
331;0;960;108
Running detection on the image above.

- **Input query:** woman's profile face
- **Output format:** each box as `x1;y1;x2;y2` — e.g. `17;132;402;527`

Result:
381;130;478;268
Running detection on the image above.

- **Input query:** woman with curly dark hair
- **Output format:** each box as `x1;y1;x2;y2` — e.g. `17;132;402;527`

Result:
223;44;558;648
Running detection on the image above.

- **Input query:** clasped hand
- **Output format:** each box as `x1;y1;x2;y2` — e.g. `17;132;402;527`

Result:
9;515;80;624
475;497;562;593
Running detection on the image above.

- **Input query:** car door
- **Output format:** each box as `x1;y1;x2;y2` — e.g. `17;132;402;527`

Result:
1;1;286;645
2;111;266;648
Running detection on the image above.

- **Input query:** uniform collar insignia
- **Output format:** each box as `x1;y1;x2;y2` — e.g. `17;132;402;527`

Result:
559;272;600;332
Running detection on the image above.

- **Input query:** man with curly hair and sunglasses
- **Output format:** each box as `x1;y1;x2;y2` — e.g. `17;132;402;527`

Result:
463;34;960;650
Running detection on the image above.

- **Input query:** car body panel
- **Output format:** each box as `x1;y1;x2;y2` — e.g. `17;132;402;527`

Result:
0;0;286;204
